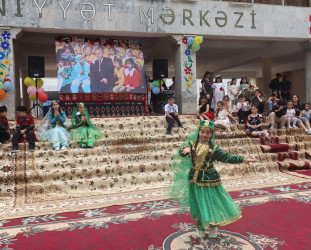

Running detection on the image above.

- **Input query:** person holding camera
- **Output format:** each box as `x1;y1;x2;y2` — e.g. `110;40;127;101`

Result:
266;89;281;113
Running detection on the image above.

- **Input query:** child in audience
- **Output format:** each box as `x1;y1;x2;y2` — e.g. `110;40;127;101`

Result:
228;78;239;108
299;103;311;133
214;101;231;132
197;97;214;121
251;89;265;114
286;100;297;128
236;95;251;124
239;77;249;92
165;96;183;135
71;102;102;148
211;75;225;110
12;106;35;153
37;101;72;150
223;95;239;124
0;105;10;145
168;120;256;238
246;105;269;137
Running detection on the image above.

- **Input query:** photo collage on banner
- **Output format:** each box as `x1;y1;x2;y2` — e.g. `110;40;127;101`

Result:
55;36;146;94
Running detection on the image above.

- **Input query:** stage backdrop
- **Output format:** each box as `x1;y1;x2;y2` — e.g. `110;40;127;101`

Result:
55;36;146;94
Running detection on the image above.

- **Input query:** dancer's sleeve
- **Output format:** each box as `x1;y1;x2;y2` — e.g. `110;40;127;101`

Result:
212;146;244;164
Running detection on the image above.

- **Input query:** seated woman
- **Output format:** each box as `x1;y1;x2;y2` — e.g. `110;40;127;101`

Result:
214;101;231;132
71;102;103;148
266;89;281;113
37;100;72;150
246;105;269;137
197;97;214;121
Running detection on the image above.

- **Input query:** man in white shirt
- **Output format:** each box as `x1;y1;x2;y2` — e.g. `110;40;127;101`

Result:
164;96;183;135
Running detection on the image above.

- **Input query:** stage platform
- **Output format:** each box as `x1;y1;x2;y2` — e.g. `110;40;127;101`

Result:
1;115;311;221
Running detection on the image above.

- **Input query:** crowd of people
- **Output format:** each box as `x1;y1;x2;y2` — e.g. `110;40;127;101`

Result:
0;101;103;152
56;37;145;94
190;72;311;137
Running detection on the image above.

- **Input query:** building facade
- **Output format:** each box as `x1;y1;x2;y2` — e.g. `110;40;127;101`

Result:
0;0;310;117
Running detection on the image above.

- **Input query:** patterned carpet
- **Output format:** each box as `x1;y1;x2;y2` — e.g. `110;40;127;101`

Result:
0;115;311;220
0;182;310;249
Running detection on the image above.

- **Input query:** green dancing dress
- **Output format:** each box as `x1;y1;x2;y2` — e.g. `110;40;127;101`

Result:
167;121;244;229
71;108;102;148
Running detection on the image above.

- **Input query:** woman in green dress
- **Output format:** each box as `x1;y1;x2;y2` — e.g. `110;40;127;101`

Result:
71;102;102;148
168;120;256;238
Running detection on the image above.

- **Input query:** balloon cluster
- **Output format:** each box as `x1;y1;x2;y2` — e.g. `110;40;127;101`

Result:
150;80;165;95
24;77;48;102
186;36;203;52
0;78;14;100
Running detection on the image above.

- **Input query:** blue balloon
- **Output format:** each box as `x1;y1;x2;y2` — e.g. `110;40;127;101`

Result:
187;37;194;45
152;87;160;95
3;81;13;91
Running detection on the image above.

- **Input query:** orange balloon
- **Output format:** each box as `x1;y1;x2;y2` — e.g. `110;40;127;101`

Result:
0;89;5;99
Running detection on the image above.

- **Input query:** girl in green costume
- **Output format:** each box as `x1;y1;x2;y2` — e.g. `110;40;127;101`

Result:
168;120;256;238
71;102;102;148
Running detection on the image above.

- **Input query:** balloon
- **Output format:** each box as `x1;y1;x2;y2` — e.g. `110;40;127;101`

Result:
192;44;200;52
152;87;160;95
24;77;35;87
160;86;164;92
187;37;194;45
3;81;13;91
0;82;3;89
27;86;37;95
0;89;5;99
37;78;44;88
38;92;48;102
29;94;36;101
194;36;203;45
37;87;45;93
152;80;159;88
150;84;154;90
160;80;164;86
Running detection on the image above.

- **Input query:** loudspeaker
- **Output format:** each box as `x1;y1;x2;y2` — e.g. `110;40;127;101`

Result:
28;56;45;78
153;59;168;79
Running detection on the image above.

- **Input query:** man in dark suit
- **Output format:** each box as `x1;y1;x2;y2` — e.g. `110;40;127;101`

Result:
90;47;116;93
269;73;282;95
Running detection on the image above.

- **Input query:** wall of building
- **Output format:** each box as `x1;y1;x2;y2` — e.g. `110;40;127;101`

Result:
0;0;309;40
288;69;307;103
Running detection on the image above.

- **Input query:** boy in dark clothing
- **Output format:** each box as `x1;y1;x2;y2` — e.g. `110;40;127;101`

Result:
0;105;10;144
12;106;35;153
268;100;286;130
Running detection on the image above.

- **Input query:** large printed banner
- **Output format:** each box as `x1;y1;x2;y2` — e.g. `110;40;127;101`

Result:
55;36;146;94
